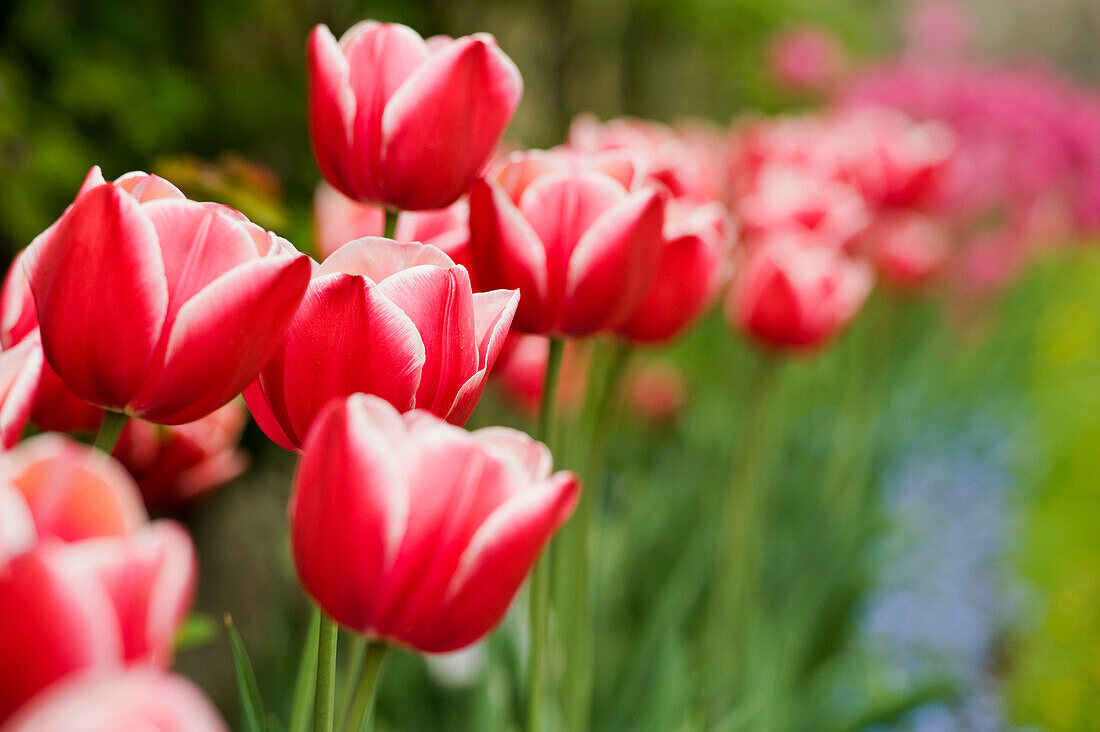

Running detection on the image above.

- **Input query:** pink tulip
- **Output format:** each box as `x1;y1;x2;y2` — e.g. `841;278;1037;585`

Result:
2;669;227;732
0;484;35;567
24;167;312;425
290;393;578;652
728;233;874;350
768;26;846;92
112;401;249;509
0;334;42;448
492;335;591;416
859;212;949;289
616;201;733;343
314;182;384;259
308;22;522;210
626;361;687;422
395;199;473;274
469;150;666;336
245;237;518;450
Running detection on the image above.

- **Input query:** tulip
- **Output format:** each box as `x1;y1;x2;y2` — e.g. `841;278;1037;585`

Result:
616;201;733;343
308;22;522;211
469;150;666;336
112;401;248;509
394;199;473;274
626;361;687;423
245;237;518;450
767;27;846;92
314;182;384;259
1;669;227;732
492;335;591;416
859;211;949;289
290;393;578;652
0;334;42;448
24;167;312;425
0;484;35;567
728;233;874;350
0;522;195;721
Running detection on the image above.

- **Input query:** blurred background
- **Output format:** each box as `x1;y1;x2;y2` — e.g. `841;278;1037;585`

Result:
4;0;1100;730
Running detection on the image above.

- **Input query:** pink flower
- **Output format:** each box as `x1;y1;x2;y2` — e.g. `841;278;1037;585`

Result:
24;168;312;425
768;26;846;92
308;22;522;210
728;233;874;350
859;211;949;289
290;393;578;653
395;199;473;274
626;361;686;422
492;335;591;416
2;669;226;732
314;182;384;260
245;237;518;450
468;150;666;335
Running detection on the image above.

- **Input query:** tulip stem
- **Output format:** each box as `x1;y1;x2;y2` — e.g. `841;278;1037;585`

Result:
315;612;339;732
384;209;398;240
341;642;389;732
289;608;321;732
527;336;565;731
93;410;128;454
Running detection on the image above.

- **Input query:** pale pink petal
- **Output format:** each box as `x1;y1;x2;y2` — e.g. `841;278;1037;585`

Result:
318;236;454;281
114;172;186;202
0;334;43;448
313;182;385;259
0;484;35;567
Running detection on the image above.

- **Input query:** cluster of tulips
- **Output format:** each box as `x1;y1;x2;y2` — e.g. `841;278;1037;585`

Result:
3;9;1100;732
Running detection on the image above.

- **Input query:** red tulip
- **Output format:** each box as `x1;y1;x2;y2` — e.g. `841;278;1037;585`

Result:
616;201;734;343
469;150;666;336
626;360;687;422
245;237;518;450
728;233;874;350
314;181;384;259
0;334;42;448
24;167;312;425
290;393;578;653
2;669;227;732
112;401;249;509
307;22;522;211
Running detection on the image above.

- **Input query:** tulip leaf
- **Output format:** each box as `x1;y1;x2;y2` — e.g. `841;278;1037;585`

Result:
288;608;321;732
174;612;219;653
225;613;269;732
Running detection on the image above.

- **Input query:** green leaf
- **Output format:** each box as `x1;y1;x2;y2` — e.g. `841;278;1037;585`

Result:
174;613;219;653
288;608;321;732
224;613;269;732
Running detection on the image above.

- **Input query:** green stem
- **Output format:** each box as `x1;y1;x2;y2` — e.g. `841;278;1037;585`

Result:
93;410;128;454
561;340;631;731
315;613;339;732
341;643;389;732
702;351;785;684
289;609;321;732
383;209;399;240
526;336;565;732
336;635;366;728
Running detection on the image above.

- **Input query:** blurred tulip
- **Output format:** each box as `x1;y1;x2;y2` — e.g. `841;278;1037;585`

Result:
616;201;733;343
492;335;591;416
395;199;473;273
308;22;522;210
0;521;195;721
860;212;950;288
112;401;249;509
290;393;578;652
0;484;35;566
24;167;312;425
469;150;666;335
0;334;42;448
728;234;874;350
314;182;384;259
245;237;518;450
768;26;846;92
1;669;227;732
626;360;687;422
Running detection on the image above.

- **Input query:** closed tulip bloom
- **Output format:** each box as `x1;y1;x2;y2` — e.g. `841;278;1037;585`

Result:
1;669;227;732
245;237;518;450
616;201;734;343
728;234;874;350
308;22;522;210
290;394;578;652
24;167;312;425
469;150;666;335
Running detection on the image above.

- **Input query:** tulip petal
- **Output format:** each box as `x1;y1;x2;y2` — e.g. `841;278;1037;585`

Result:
468;179;549;332
252;274;425;448
0;484;35;567
318;236;454;282
24;185;168;409
114;172;187;202
377;265;478;416
445;289;519;424
0;549;123;721
307;25;360;200
381;35;522;210
130;254;312;424
563;188;665;334
242;381;298;452
429;471;578;652
291;395;408;631
0;333;43;448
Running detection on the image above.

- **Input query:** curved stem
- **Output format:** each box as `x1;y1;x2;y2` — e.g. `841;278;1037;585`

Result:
341;643;389;732
315;613;339;732
526;336;566;731
93;410;128;454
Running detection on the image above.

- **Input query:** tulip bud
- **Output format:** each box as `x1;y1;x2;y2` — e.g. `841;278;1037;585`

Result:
308;22;522;210
290;393;578;653
245;237;518;450
469;149;666;336
728;233;874;351
2;669;226;732
24;167;313;425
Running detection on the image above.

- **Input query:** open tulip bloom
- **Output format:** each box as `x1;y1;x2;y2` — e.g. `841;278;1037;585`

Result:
23;167;312;425
245;236;518;451
308;22;522;211
290;393;579;653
